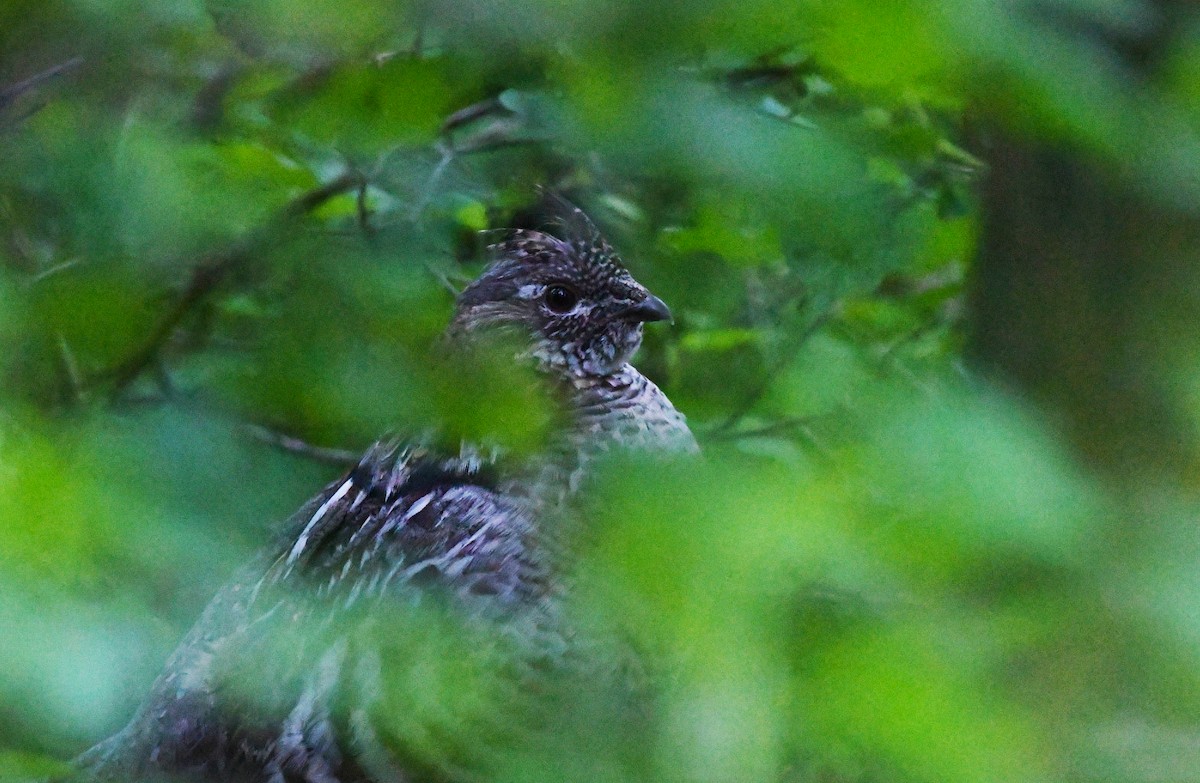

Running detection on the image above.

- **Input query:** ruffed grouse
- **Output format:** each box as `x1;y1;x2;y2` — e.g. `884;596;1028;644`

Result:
75;199;696;782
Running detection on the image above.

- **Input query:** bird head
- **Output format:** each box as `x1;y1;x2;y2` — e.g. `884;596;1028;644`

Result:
449;203;671;378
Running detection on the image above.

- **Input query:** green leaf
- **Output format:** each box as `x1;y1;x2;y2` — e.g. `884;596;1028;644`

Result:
0;750;72;781
453;198;489;231
270;58;451;154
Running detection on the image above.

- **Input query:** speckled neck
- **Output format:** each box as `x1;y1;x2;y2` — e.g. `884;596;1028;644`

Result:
566;364;697;456
504;364;696;517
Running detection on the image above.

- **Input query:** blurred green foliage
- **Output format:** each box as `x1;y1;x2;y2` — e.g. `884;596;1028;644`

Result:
3;0;1200;781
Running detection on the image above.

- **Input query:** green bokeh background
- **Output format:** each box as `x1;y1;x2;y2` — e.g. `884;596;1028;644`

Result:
3;1;1200;781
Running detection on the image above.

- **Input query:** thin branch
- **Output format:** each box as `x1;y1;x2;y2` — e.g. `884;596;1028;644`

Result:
702;412;838;465
279;170;363;219
191;64;240;132
410;23;425;57
2;100;49;128
151;356;177;398
102;252;238;394
104;385;360;467
426;264;465;296
242;424;359;467
98;171;364;396
441;97;505;135
704;414;831;443
356;180;373;233
453;133;542;155
29;257;82;283
723;64;805;89
408;142;454;222
0;56;83;111
56;334;84;406
790;419;835;463
712;302;838;436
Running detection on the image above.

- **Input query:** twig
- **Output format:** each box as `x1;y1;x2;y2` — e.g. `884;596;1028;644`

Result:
704;414;830;443
102;251;240;394
151;356;177;398
191;64;240;131
279;170;363;219
0;199;39;272
426;265;465;296
98;171;364;396
356;180;372;233
56;334;84;405
723;64;804;89
243;424;359;466
411;23;425;57
29;257;81;283
0;56;83;111
453;133;541;155
703;412;837;465
712;302;837;435
441;97;505;135
2;100;48;128
790;418;835;463
408;142;454;222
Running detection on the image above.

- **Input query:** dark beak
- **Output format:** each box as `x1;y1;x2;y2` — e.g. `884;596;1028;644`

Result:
624;294;673;324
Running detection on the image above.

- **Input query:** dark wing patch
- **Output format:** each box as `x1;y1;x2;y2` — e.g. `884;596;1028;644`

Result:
400;455;499;497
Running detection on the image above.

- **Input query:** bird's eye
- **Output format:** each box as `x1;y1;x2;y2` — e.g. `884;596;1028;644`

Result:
543;285;579;314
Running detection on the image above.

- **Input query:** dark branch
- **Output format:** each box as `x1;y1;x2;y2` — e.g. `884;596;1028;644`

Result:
441;97;506;135
712;302;838;436
0;56;83;111
704;414;830;443
356;180;373;233
279;171;364;219
243;424;359;467
98;171;364;397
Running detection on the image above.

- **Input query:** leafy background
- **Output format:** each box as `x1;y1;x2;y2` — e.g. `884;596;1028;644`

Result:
3;0;1200;781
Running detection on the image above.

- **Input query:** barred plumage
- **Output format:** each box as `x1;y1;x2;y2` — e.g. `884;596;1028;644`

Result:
76;199;695;782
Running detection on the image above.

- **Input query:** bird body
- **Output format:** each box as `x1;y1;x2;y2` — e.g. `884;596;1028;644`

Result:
76;200;694;782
